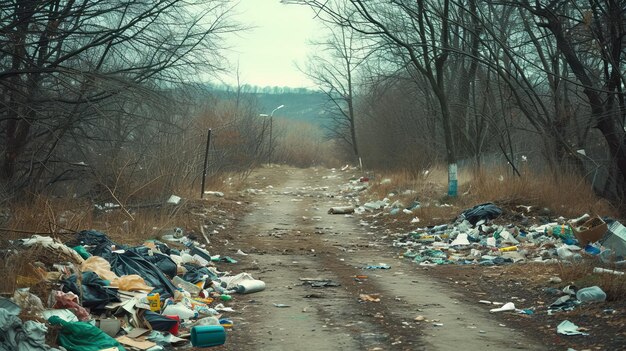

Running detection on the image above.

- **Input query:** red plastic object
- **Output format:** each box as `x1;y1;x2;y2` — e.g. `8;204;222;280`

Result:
164;315;180;335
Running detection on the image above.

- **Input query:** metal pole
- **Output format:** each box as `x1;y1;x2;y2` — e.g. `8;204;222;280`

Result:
200;128;212;198
268;117;273;165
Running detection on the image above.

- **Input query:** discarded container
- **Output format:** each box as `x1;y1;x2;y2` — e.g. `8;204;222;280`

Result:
164;315;180;335
235;279;266;294
573;216;608;247
219;319;233;328
190;325;226;347
576;286;606;302
172;276;201;296
147;293;161;312
602;221;626;257
196;316;220;326
593;267;624;275
499;246;518;252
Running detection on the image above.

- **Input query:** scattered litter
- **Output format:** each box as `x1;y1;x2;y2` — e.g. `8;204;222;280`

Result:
576;286;606;302
359;294;381;303
273;303;291;308
593;267;624;275
556;320;589;336
300;278;341;288
328;206;355;214
364;263;390;270
489;302;516;313
167;195;182;205
204;191;225;197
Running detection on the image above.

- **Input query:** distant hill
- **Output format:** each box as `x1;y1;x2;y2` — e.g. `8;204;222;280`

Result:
205;84;330;127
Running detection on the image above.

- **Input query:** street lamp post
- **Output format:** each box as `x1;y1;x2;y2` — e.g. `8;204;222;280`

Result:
260;104;284;165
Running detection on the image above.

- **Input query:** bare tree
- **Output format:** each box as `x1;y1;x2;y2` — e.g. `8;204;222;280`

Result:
0;0;240;195
302;19;373;163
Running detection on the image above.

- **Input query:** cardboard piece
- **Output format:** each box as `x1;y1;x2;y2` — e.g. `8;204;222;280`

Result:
115;335;156;350
126;327;150;339
573;216;608;247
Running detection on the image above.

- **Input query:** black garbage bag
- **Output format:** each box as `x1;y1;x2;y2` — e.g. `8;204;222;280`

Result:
108;250;176;298
66;230;125;258
182;263;218;284
460;203;502;226
130;247;177;279
148;254;177;279
61;271;120;310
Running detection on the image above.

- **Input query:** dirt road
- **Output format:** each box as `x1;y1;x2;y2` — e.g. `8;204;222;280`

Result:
222;167;546;351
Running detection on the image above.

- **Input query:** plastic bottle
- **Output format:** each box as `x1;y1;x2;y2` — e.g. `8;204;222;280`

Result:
593;267;624;275
235;280;266;294
195;316;220;326
499;246;518;252
172;276;201;296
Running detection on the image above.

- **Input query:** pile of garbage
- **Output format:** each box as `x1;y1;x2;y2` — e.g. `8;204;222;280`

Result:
331;177;625;268
0;229;265;350
389;203;626;267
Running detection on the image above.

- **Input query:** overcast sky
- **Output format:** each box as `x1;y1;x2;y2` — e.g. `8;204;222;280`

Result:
219;0;325;88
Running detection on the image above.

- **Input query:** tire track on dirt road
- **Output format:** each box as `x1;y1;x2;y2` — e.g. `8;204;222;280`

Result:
227;167;547;351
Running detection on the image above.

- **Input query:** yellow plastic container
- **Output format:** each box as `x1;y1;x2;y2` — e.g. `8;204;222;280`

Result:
147;293;161;312
499;246;518;252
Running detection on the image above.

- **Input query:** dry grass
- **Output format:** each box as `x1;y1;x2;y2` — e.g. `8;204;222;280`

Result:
1;170;237;247
366;164;618;220
557;260;626;301
273;120;344;168
2;195;94;241
464;166;616;218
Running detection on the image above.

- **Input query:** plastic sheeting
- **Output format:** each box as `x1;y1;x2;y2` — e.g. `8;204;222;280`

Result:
81;256;153;292
67;230;121;257
108;250;176;298
61;272;120;310
182;263;217;284
0;309;61;351
81;256;118;281
48;316;125;351
135;248;177;279
69;231;175;298
112;275;153;292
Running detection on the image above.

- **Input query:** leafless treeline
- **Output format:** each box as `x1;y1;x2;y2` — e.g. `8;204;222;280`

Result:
293;0;625;199
0;1;281;203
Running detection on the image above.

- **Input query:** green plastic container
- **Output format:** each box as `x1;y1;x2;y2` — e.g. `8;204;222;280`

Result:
190;325;226;347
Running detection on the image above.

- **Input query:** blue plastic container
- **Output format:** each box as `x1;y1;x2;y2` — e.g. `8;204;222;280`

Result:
190;325;226;347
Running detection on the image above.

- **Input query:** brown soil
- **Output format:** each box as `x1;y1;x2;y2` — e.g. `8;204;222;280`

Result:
6;165;623;351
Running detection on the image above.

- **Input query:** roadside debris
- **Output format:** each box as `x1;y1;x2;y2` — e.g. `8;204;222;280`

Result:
1;229;265;350
557;320;589;336
359;294;381;303
328;206;355;214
